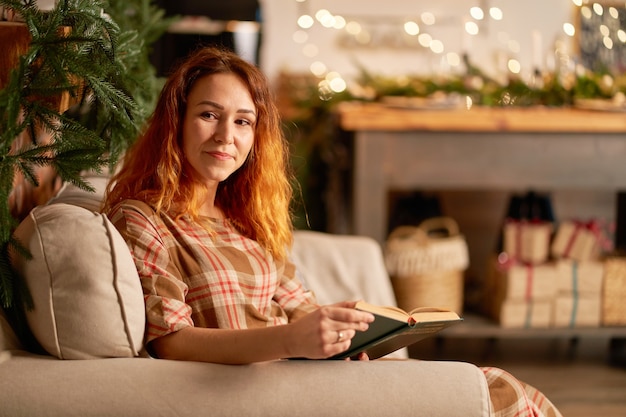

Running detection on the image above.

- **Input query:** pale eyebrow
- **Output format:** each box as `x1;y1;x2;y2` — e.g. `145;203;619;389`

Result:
197;100;256;117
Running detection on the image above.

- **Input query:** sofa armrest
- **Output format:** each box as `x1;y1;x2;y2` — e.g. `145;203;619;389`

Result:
0;352;490;417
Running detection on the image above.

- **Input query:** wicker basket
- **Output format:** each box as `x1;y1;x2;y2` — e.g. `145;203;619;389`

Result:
384;217;469;314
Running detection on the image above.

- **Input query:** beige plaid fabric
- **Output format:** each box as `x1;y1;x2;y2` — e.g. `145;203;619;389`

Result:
482;367;563;417
109;200;318;345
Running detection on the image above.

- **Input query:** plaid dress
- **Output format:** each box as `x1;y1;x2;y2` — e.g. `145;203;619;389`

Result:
110;200;562;417
109;200;318;345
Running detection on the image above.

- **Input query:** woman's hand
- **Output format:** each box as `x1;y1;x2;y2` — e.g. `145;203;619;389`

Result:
284;301;374;360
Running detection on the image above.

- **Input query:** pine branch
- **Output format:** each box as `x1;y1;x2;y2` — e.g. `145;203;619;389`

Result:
0;0;174;310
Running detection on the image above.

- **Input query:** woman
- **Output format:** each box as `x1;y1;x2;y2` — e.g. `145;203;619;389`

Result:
103;46;373;364
104;46;561;416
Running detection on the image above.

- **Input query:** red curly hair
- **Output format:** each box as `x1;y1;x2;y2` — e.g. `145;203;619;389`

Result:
103;47;294;260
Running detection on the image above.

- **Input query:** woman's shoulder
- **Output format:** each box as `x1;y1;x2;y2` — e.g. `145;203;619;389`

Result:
109;199;161;228
116;199;156;214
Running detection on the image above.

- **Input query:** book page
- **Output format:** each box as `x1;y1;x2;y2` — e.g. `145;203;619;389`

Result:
355;301;409;322
355;300;460;323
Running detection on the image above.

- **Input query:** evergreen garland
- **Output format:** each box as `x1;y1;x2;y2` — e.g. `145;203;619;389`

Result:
0;0;174;309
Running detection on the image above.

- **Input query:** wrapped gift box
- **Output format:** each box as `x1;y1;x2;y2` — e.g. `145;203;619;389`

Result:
602;257;626;326
503;220;552;264
492;257;558;300
497;299;553;328
484;256;558;326
551;220;602;262
555;259;604;295
553;294;601;328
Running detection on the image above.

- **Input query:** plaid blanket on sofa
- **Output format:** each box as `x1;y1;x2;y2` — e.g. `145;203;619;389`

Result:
482;367;563;417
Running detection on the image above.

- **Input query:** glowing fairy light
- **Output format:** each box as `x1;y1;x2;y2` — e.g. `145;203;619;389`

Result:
345;21;362;35
326;72;347;93
489;7;503;20
593;3;604;16
310;61;327;77
315;9;336;28
315;9;331;22
507;58;521;74
563;22;576;37
446;52;461;67
430;39;444;54
470;7;484;20
333;15;346;30
421;12;436;25
465;20;479;35
297;14;314;29
600;24;610;37
404;21;420;36
418;33;432;47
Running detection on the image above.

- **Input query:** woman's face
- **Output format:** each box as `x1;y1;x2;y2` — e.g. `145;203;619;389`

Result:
182;72;256;188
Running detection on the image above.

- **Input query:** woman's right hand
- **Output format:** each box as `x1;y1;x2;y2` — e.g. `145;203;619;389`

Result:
284;301;374;359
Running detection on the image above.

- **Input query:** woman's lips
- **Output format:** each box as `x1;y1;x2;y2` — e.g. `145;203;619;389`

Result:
207;151;232;161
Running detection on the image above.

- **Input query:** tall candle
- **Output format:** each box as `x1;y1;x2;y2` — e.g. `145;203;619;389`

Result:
532;30;543;71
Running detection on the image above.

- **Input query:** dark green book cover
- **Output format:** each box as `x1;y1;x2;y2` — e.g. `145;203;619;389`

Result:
331;302;462;360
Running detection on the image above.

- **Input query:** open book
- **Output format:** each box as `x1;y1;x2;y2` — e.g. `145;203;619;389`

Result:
331;301;462;360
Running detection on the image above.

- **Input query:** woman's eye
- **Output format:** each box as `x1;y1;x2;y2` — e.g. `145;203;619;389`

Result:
201;112;216;119
236;119;253;126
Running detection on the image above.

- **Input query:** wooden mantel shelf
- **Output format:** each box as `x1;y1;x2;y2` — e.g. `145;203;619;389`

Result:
338;102;626;133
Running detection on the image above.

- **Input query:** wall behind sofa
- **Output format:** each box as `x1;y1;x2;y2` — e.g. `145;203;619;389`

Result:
259;0;576;84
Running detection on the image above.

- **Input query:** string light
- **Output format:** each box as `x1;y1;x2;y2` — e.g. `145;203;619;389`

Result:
593;3;604;16
470;7;484;20
297;14;314;29
421;12;436;25
489;8;503;21
563;23;576;37
290;0;623;91
404;21;420;36
465;21;479;36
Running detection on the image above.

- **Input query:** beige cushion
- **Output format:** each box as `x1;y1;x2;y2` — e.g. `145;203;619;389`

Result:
47;171;108;212
10;203;144;359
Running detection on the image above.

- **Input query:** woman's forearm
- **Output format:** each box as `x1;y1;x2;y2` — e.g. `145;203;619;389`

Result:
149;304;374;364
150;325;293;364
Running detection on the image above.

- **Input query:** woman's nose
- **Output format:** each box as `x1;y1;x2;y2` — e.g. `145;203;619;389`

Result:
213;122;234;144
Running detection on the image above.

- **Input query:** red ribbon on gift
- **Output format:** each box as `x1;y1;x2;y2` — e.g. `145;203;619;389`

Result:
562;219;602;258
525;264;534;328
495;253;537;328
505;218;547;262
